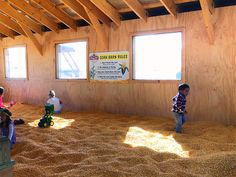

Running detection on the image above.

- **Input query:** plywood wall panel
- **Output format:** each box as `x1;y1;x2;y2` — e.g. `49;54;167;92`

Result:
0;6;236;124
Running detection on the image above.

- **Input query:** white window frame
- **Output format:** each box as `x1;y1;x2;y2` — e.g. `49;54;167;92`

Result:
131;29;185;83
55;39;88;80
4;45;28;80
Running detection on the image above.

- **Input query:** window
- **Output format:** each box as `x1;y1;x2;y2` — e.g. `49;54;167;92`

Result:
133;32;183;80
4;46;27;79
56;41;87;79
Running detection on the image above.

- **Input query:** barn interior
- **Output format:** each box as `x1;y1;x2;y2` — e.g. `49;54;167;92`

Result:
0;0;236;177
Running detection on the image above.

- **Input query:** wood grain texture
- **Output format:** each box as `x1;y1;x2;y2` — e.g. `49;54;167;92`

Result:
0;1;42;35
0;6;236;124
199;0;215;44
122;0;147;21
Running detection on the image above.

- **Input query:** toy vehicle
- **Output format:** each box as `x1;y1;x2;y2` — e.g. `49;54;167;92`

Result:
38;104;54;128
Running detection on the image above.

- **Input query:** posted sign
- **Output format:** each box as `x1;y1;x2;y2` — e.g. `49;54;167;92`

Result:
89;51;129;81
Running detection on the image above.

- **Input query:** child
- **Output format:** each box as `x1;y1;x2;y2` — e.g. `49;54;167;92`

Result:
0;108;16;149
171;84;190;133
0;87;14;109
0;87;7;108
47;90;63;114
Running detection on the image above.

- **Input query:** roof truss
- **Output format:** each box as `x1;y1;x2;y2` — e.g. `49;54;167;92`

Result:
122;0;147;21
8;0;59;33
0;1;42;35
0;0;219;46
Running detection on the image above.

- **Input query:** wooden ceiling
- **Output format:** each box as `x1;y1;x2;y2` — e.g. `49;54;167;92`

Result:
0;0;217;54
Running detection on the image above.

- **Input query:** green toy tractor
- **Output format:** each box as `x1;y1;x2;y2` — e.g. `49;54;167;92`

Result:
38;104;54;128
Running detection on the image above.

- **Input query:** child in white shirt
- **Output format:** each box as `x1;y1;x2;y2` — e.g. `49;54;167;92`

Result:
47;90;63;114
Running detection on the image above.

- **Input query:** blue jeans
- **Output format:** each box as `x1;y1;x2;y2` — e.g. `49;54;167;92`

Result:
172;112;186;133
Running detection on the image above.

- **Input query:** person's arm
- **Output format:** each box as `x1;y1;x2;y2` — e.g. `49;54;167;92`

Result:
0;98;7;108
47;98;51;104
0;103;7;108
8;123;14;141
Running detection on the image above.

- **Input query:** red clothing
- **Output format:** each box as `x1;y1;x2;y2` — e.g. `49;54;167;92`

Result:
0;96;6;108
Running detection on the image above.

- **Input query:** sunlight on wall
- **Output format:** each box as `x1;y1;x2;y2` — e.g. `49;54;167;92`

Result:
28;116;75;130
124;127;189;158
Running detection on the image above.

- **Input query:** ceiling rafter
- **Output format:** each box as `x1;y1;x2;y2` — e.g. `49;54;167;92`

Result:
19;23;43;55
160;0;177;16
90;0;121;26
12;0;198;23
32;0;77;31
0;0;215;42
61;0;91;25
122;0;147;21
0;12;26;36
0;1;42;35
8;0;59;33
53;0;198;13
0;23;15;39
76;0;111;26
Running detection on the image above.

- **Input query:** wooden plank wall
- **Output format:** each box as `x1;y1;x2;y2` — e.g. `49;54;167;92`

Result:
0;6;236;124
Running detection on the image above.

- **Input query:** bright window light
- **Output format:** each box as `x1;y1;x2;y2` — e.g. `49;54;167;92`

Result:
56;41;87;79
4;46;27;79
133;32;182;80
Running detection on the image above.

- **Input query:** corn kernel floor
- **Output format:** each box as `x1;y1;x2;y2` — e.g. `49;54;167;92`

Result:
10;104;236;177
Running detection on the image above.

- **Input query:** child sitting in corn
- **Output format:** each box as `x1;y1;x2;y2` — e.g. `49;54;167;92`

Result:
0;87;15;109
47;90;63;114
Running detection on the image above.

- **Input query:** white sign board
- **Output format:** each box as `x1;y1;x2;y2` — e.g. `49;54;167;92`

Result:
89;51;129;81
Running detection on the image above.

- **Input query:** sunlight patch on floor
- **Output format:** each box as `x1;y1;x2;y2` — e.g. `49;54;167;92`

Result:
28;116;75;130
124;127;189;158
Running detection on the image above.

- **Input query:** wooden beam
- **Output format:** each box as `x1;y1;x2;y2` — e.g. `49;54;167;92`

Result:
8;0;58;33
84;7;108;50
0;1;42;35
90;0;121;26
0;23;14;39
19;23;43;56
160;0;177;16
199;0;215;44
32;0;77;31
61;0;91;25
76;0;111;26
122;0;147;21
0;13;26;36
119;2;163;13
119;0;197;12
54;0;198;13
